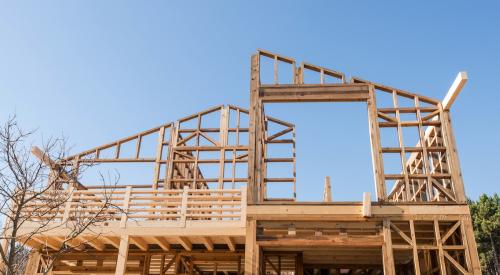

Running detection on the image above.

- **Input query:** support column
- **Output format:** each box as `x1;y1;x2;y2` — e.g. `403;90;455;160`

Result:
24;250;41;275
462;218;482;274
440;109;466;203
409;220;421;275
115;235;130;275
382;219;395;275
296;252;304;275
245;220;259;274
434;220;447;275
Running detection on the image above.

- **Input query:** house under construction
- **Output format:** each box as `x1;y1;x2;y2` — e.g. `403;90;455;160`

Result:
18;50;481;274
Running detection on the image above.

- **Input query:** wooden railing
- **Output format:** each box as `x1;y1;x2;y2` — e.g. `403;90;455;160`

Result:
22;187;247;228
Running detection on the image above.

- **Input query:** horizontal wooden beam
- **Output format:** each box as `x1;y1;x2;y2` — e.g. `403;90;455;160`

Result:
18;224;246;238
257;235;383;247
260;84;370;103
247;204;470;221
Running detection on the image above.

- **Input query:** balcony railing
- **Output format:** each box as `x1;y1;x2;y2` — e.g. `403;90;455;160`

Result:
21;186;247;229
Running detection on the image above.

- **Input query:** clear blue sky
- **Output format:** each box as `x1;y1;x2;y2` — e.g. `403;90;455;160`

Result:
1;1;498;201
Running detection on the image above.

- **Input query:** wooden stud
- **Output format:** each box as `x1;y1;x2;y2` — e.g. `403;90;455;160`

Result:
409;220;421;275
248;54;260;203
367;86;386;201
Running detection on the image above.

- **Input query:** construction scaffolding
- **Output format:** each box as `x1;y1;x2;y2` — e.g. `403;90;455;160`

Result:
18;50;480;274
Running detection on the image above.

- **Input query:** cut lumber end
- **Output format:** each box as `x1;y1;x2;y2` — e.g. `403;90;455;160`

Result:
362;192;372;217
323;176;332;202
442;71;468;110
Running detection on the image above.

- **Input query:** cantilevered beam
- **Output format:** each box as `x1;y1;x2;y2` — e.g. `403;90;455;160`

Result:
152;236;170;251
31;237;59;250
177;237;192;251
225;237;236;252
130;237;148;251
201;237;214;251
76;236;105;251
442;71;468;110
101;236;120;249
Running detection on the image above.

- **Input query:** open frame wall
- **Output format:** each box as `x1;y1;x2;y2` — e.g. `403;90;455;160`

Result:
11;49;480;275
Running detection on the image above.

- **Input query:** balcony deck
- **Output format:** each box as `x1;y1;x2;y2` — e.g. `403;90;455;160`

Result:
18;187;247;253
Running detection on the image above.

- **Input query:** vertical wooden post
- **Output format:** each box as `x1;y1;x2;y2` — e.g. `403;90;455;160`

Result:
414;97;433;202
323;176;332;202
115;235;130;275
180;186;189;227
120;186;132;228
165;123;178;190
24;250;41;275
248;53;260;204
434;220;447;275
440;109;467;202
367;86;386;201
62;186;75;224
461;219;482;274
245;219;259;275
392;91;412;202
218;106;229;189
174;254;181;275
142;254;151;275
240;186;247;227
152;126;166;189
362;192;372;217
296;252;304;275
238;256;242;274
273;56;278;84
159;255;165;275
409;220;421;275
382;219;395;275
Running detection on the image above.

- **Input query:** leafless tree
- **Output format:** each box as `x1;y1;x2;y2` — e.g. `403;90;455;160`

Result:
0;116;120;275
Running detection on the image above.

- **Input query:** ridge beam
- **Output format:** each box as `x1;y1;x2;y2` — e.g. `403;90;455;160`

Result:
442;71;468;110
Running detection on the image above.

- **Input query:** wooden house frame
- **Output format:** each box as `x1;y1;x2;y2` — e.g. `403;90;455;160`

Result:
15;50;480;274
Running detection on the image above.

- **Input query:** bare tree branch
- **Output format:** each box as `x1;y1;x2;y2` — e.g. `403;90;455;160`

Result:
0;116;121;275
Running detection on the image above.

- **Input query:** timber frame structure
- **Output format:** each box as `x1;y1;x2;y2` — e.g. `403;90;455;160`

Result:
15;50;480;274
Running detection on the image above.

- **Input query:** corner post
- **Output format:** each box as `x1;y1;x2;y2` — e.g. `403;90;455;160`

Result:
367;85;386;201
439;107;467;202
